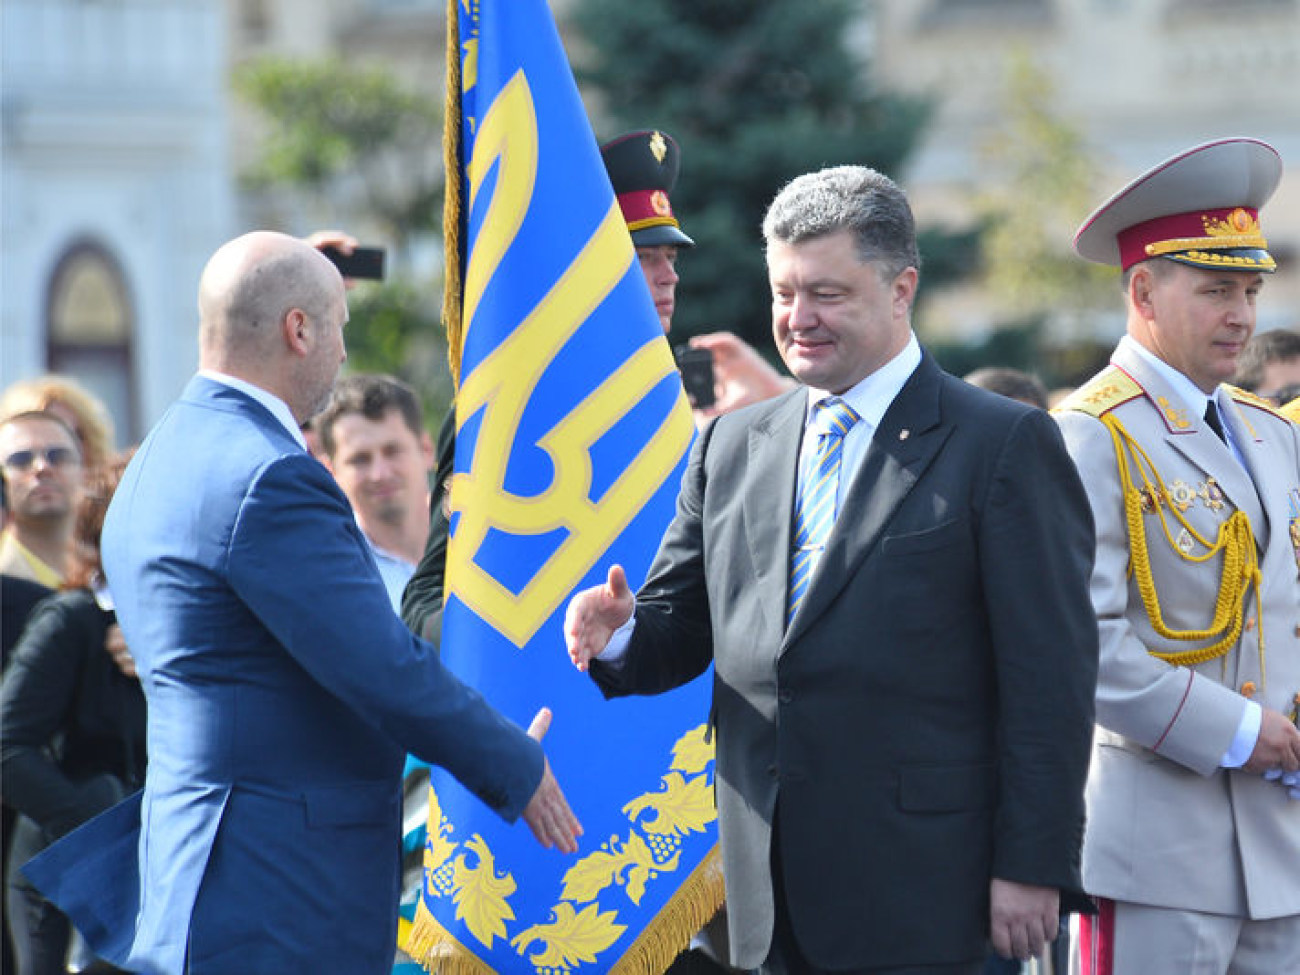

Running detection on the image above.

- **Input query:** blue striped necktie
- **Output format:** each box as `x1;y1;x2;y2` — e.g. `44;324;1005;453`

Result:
788;397;860;625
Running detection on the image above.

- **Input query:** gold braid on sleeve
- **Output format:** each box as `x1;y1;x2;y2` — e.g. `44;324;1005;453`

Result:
1104;414;1266;680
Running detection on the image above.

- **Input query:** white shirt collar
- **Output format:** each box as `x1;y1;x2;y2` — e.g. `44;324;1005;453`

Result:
806;331;923;431
1119;334;1214;416
197;369;308;450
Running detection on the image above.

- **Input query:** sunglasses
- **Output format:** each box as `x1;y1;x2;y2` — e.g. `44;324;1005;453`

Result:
2;446;80;472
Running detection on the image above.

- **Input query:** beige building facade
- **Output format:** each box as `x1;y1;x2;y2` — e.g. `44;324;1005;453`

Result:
867;0;1300;341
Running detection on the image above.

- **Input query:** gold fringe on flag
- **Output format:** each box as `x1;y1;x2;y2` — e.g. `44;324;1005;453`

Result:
608;846;726;975
405;905;495;975
442;0;465;391
405;846;726;974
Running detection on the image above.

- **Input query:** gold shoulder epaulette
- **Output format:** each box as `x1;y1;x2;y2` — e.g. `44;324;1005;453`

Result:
1053;367;1142;419
1226;384;1285;417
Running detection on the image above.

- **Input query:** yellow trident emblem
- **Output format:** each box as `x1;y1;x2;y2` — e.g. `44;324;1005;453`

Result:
447;72;693;647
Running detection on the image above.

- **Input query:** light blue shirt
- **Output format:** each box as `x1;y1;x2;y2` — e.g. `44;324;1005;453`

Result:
364;533;416;614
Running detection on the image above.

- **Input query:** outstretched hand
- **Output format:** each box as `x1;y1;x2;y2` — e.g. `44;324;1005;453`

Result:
563;565;634;672
520;707;582;853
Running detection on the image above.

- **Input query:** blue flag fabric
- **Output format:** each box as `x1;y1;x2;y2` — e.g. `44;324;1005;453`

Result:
407;1;721;972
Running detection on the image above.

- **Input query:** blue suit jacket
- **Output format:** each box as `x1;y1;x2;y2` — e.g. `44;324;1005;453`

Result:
24;377;543;974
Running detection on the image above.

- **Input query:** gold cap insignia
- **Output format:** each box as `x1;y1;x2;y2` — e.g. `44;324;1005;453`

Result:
649;131;667;164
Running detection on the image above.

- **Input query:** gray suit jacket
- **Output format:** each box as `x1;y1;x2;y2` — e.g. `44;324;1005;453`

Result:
1057;341;1300;920
594;352;1098;970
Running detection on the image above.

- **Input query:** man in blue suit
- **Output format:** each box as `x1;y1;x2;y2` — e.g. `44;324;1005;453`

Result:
25;231;581;974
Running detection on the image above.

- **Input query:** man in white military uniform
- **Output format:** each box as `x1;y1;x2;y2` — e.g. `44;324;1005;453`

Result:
1055;138;1300;975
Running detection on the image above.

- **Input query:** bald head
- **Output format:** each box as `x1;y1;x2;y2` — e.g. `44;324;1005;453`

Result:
197;231;349;422
199;231;343;368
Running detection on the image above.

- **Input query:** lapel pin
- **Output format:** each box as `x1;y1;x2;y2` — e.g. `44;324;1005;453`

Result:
899;429;910;441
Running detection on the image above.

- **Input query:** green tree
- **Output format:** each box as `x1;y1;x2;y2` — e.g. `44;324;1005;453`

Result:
570;0;934;354
974;49;1116;385
235;58;442;258
235;58;451;421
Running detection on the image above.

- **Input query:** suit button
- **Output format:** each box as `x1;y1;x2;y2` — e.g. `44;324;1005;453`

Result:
778;689;793;704
767;764;779;779
1245;618;1256;632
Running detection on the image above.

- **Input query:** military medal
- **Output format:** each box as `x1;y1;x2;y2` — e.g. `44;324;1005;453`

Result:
1199;478;1226;512
1169;480;1196;513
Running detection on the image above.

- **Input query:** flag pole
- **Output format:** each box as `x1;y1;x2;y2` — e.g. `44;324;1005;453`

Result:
442;0;465;390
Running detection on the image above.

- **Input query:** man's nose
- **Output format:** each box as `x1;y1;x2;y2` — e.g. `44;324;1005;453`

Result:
1227;294;1255;327
787;295;816;329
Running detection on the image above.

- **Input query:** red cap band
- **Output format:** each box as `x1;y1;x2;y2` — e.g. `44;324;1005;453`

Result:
1117;206;1265;270
616;188;678;232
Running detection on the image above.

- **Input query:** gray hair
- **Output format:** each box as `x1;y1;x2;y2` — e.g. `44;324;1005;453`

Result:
762;165;921;281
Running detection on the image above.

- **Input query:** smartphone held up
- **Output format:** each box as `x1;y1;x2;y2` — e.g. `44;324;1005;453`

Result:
674;345;716;410
320;245;386;281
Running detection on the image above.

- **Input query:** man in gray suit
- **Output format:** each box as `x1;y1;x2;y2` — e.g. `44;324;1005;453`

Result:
565;166;1098;974
1056;138;1300;974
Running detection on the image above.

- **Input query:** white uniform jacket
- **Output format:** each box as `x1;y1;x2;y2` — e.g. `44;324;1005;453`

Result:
1056;340;1300;920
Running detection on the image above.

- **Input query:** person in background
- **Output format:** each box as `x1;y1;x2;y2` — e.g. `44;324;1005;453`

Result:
1;452;143;975
0;377;115;474
565;164;1098;974
316;374;434;611
1056;137;1300;975
1231;328;1300;405
0;413;84;588
963;366;1049;410
0;473;60;975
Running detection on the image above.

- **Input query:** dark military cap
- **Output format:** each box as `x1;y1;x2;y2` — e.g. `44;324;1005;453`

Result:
600;130;695;248
1075;137;1281;273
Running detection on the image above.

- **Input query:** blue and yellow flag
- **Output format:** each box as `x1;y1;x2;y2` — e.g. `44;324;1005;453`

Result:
406;1;721;972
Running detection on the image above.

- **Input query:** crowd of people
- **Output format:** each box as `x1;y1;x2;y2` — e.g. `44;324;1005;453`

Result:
2;132;1298;975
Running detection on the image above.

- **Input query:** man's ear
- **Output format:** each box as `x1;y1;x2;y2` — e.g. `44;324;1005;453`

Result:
283;308;310;357
891;266;919;318
1129;267;1157;321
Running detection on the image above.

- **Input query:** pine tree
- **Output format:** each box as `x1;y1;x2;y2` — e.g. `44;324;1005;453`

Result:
570;0;932;351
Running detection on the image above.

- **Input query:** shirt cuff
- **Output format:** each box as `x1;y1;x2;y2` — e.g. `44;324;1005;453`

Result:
1220;699;1262;768
595;607;637;664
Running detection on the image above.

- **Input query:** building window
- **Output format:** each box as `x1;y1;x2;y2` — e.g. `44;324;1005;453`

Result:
240;0;271;45
46;241;137;444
